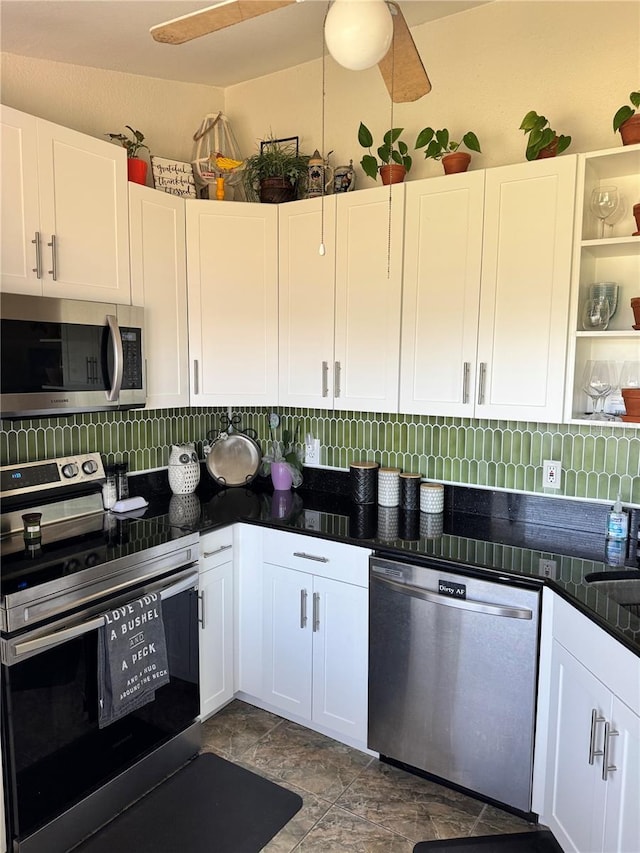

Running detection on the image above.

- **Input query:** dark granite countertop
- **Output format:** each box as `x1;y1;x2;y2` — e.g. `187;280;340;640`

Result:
130;467;640;658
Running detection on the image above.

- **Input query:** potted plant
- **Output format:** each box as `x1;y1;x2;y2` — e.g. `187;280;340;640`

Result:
106;126;150;184
414;127;481;174
242;136;309;203
519;111;571;161
613;91;640;146
358;123;412;185
260;419;303;489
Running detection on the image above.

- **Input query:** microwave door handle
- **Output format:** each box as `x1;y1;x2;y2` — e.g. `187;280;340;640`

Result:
9;571;198;661
106;314;124;402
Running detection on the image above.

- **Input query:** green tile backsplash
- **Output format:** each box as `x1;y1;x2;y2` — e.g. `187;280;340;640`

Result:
1;406;639;506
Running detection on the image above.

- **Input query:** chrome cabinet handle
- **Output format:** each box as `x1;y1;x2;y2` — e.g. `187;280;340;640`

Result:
203;544;232;558
32;232;42;278
300;589;308;629
293;551;329;563
589;708;605;764
312;592;320;632
106;315;124;402
462;362;470;404
334;361;341;398
198;590;205;629
322;361;329;397
193;360;199;395
47;234;57;280
478;362;487;405
602;722;619;780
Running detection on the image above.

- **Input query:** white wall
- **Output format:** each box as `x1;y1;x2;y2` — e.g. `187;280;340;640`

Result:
226;0;639;184
0;53;224;165
1;1;638;189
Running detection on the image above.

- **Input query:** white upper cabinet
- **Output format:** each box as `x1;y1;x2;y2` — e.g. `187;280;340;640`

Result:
400;171;485;416
1;105;131;304
476;157;577;422
279;196;337;408
129;184;190;409
186;199;279;407
279;186;403;413
334;185;404;413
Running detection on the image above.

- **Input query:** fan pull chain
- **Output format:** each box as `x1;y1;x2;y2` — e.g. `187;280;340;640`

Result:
387;21;396;280
319;4;330;257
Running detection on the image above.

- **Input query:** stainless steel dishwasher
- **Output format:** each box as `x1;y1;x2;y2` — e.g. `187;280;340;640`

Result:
368;555;541;814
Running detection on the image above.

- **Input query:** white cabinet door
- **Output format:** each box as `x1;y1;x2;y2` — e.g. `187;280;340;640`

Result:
312;575;368;743
334;185;404;413
400;172;484;416
602;696;640;853
278;196;337;407
129;184;190;408
0;106;41;294
262;562;313;718
0;106;131;303
186;200;278;406
476;157;576;422
545;640;610;852
199;561;234;719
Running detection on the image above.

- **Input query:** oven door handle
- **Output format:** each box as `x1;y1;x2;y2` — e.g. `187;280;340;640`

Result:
9;571;198;661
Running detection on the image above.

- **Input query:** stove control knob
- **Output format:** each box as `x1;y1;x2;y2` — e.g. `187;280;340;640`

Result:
61;462;79;479
82;459;99;475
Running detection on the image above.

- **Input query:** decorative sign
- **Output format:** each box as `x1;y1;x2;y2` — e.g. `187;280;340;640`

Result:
151;156;197;198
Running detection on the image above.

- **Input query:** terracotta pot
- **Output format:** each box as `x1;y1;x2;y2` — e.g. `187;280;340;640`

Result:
536;137;559;159
621;388;640;421
379;164;406;185
619;114;640;146
259;177;296;204
633;203;640;236
631;297;640;328
442;152;471;174
127;157;148;185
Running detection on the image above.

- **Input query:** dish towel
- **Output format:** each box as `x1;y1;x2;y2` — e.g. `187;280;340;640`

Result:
97;591;170;729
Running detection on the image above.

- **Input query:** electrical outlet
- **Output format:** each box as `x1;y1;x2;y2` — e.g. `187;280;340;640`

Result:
304;510;321;532
305;438;321;467
543;460;562;489
539;558;558;579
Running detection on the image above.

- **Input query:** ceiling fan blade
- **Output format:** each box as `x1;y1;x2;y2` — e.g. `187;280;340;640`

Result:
150;0;296;45
378;2;431;103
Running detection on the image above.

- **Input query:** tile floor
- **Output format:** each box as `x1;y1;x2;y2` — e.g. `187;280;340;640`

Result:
201;700;544;852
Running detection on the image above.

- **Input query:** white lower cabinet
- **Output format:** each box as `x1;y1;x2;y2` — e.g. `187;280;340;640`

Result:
198;528;234;719
536;592;640;852
238;527;370;747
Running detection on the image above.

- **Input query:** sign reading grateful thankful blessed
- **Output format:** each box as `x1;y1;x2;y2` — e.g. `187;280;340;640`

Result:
151;156;197;198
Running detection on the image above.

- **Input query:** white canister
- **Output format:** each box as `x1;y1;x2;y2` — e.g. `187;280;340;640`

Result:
420;482;444;514
378;467;401;507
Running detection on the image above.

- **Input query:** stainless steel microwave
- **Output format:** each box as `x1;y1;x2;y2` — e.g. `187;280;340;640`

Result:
1;294;145;419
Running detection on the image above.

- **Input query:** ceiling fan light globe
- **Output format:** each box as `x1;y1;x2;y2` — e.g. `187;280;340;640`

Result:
324;0;393;71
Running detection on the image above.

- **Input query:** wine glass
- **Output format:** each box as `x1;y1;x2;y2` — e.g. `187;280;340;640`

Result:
590;186;620;238
581;295;610;331
582;360;613;419
605;193;626;235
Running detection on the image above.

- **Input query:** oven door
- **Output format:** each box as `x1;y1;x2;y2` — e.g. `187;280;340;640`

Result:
1;568;199;853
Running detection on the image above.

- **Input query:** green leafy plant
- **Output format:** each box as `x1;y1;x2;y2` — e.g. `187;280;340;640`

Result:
358;123;412;181
613;91;640;133
106;126;149;158
414;127;481;161
519;111;571;161
242;136;309;201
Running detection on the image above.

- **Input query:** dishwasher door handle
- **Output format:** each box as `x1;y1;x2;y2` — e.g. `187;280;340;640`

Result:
371;575;533;619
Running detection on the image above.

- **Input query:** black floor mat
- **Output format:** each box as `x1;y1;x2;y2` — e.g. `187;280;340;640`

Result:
413;830;563;853
74;752;303;853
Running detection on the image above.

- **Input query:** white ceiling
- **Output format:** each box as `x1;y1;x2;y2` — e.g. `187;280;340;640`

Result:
0;0;490;88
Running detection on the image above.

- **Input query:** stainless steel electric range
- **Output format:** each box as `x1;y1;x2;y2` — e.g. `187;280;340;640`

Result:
0;454;201;853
